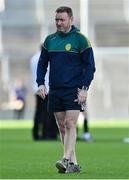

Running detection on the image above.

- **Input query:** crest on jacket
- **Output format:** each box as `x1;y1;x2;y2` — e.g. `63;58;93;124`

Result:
65;43;71;51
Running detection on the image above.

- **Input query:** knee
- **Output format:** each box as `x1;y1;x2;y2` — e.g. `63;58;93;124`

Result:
65;119;76;130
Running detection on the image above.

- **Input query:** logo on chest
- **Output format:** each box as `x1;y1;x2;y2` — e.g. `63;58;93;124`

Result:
65;43;72;51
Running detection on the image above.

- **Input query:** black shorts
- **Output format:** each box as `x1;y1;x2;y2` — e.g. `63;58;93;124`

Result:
48;87;82;112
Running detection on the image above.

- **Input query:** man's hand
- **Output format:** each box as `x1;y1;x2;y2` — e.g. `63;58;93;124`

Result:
74;88;87;108
37;85;47;99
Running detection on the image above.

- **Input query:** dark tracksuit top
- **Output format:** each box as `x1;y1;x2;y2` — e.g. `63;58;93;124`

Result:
36;26;95;89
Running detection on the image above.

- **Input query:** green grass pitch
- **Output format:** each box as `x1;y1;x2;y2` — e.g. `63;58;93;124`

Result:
0;120;129;179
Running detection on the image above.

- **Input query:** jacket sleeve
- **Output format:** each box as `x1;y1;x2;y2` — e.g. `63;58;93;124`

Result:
36;43;49;86
80;47;96;88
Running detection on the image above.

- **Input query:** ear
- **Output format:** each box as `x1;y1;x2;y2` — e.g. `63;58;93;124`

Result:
70;16;74;24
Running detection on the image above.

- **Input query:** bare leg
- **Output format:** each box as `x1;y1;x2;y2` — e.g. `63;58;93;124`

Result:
55;110;79;164
54;112;65;144
64;110;80;164
70;149;77;164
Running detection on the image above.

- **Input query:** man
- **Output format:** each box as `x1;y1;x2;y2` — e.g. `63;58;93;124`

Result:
31;47;58;140
77;109;93;142
10;79;27;119
36;6;95;173
82;109;93;141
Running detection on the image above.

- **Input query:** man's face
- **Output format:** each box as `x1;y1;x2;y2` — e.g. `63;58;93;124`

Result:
55;12;73;33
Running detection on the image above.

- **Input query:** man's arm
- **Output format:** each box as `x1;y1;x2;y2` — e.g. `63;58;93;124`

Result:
76;32;96;89
36;47;49;86
81;47;95;89
75;34;95;106
36;43;49;99
77;47;95;106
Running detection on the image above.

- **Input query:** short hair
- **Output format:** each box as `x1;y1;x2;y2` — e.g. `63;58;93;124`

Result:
56;6;73;17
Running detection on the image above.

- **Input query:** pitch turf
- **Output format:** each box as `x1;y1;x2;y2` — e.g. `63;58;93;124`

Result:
0;120;129;179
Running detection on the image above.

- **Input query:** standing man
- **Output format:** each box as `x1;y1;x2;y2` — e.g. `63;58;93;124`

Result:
31;46;58;140
10;79;27;119
82;110;93;141
37;6;95;173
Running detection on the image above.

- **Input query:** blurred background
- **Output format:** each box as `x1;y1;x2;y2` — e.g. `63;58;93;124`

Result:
0;0;129;120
